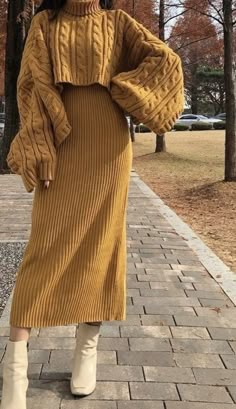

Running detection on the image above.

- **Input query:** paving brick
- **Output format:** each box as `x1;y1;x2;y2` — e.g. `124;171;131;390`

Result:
27;381;62;409
144;366;195;383
177;384;232;403
136;262;173;269
171;265;206;271
138;274;180;282
221;354;236;369
0;328;9;337
127;289;140;297
118;351;175;366
0;338;7;349
39;326;76;338
28;337;76;350
30;328;40;337
150;282;194;290
200;299;234;308
117;402;164;409
97;364;144;381
185;290;227;300
28;350;50;364
209;328;236;340
227;386;236;402
175;315;236;329
171;326;210;339
195;307;236;317
181;272;209;279
145;306;196;315
166;403;236;409
0;350;5;362
83;381;130;400
173;353;224;368
121;325;171;338
100;326;120;338
227;342;236;354
171;339;234;354
141;315;175;326
98;338;129;351
130;382;179;400
193;283;222;291
193;368;236;385
26;364;43;380
127;282;150;289
127;267;145;275
140;289;185;297
129;338;171;352
126;305;145;314
41;362;70;380
49;349;116;365
104;315;141;326
133;296;200;307
145;269;181;276
61;402;116;409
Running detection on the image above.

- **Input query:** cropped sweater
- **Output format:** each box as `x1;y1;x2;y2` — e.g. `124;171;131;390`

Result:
7;0;184;192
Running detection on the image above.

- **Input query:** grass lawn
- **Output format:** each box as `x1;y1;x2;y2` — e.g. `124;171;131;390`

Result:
132;130;236;273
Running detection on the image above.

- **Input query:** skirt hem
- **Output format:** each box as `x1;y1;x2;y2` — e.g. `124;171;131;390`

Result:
9;312;127;328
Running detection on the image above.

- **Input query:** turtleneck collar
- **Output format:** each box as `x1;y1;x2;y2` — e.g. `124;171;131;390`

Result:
63;0;101;16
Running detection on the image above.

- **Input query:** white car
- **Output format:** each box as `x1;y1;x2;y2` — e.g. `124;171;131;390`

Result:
0;121;4;137
0;113;5;137
176;114;222;128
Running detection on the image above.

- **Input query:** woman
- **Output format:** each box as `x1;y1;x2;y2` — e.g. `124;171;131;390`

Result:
1;0;184;407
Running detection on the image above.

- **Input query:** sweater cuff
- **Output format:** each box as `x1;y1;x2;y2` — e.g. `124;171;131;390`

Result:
39;161;57;181
21;171;37;193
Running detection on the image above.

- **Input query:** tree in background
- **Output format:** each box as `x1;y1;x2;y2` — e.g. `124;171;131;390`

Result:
169;0;223;114
168;0;236;181
0;0;26;171
197;68;225;115
0;1;7;99
116;0;158;33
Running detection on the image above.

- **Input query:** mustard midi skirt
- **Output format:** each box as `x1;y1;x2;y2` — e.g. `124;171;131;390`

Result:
9;83;133;328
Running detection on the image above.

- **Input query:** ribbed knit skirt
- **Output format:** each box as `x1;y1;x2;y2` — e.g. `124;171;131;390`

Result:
9;83;133;327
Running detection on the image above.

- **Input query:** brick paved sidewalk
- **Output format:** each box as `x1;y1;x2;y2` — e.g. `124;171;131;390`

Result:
1;172;236;408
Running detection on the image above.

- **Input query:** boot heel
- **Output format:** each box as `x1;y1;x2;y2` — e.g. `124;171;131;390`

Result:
0;340;29;409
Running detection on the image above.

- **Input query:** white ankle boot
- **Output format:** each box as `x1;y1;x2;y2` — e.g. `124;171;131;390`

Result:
0;340;29;409
70;323;101;396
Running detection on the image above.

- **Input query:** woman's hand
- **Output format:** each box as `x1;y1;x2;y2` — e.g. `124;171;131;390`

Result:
44;180;50;189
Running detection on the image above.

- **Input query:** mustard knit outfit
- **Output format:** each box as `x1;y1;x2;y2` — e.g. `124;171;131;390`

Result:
7;0;184;327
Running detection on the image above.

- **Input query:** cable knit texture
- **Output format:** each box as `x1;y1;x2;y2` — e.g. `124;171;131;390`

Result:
7;0;184;192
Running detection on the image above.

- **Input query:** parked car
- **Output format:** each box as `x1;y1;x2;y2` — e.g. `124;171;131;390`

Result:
175;114;222;129
212;113;226;121
0;113;5;137
126;116;131;127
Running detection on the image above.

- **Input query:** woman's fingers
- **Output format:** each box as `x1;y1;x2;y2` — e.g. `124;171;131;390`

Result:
44;180;50;189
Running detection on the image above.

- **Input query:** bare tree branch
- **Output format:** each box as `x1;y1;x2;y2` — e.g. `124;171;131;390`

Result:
164;9;187;25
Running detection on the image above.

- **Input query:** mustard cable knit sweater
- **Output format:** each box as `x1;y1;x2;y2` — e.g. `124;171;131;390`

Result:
7;0;184;192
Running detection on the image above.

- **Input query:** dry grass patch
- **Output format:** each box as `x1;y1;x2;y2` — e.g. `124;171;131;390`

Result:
132;130;236;272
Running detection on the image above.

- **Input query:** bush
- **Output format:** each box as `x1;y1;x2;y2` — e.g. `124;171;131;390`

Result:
173;123;189;131
213;121;226;130
191;122;213;131
135;124;151;133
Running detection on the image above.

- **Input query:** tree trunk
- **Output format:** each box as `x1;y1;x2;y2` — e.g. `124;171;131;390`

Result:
223;0;236;181
0;0;24;171
155;134;166;152
155;0;166;153
190;63;199;114
130;119;135;142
